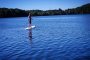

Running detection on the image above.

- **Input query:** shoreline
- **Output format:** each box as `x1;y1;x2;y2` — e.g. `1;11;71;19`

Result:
0;3;90;18
0;14;90;18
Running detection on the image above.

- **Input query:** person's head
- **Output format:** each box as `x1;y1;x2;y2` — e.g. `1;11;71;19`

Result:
29;13;31;16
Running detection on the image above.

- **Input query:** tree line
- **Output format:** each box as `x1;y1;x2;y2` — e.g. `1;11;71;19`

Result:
0;3;90;18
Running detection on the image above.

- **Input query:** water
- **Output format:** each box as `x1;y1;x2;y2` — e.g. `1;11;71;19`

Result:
0;14;90;60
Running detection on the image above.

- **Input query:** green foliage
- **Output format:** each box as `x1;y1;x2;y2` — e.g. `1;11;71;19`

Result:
0;3;90;18
65;3;90;14
0;8;27;18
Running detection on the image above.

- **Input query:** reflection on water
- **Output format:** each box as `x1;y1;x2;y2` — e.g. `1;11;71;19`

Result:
28;29;32;43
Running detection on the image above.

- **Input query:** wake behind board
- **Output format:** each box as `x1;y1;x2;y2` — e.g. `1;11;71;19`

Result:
25;25;35;30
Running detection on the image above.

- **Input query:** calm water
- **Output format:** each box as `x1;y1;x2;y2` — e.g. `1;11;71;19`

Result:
0;14;90;60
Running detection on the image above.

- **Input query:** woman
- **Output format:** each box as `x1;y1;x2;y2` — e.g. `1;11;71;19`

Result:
28;13;32;27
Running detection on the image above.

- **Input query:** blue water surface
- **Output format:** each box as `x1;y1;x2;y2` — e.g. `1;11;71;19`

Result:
0;14;90;60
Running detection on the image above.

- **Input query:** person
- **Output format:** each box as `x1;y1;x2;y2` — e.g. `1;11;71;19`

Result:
28;13;32;27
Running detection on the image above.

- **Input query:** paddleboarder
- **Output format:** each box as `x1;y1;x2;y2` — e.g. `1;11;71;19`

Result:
28;13;32;27
25;13;35;30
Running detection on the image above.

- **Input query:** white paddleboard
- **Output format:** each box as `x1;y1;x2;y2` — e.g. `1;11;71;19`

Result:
25;25;35;30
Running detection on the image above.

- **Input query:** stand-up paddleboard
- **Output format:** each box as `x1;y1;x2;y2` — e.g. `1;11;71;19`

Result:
25;25;35;30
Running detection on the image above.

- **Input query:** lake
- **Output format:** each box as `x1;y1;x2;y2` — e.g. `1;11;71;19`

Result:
0;14;90;60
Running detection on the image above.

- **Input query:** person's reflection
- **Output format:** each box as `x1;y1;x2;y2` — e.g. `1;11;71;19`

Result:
28;29;32;43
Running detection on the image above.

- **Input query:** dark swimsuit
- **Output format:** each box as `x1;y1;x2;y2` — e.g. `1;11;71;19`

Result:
28;15;31;24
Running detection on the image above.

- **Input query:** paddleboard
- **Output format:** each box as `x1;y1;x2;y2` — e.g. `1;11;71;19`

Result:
25;25;35;30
